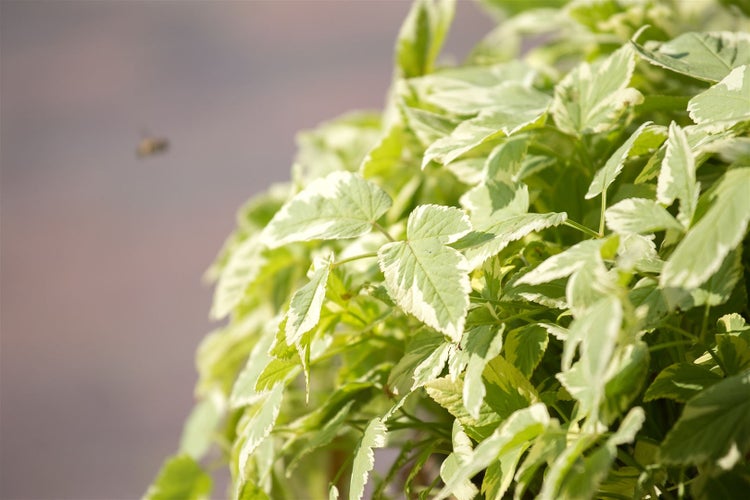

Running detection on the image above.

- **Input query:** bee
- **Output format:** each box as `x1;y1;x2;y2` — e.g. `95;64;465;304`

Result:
136;133;169;158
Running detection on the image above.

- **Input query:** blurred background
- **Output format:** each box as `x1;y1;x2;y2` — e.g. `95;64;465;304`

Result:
0;1;493;498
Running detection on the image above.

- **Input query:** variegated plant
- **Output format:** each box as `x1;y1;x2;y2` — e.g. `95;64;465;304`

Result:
147;1;750;498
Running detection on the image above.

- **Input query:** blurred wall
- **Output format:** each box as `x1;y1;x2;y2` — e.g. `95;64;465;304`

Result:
0;1;492;498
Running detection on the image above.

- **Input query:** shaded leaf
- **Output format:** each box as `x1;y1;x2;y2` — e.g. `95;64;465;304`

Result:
660;370;750;468
586;121;653;199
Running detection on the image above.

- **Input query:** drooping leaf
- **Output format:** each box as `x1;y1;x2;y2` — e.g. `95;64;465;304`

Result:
586;121;653;199
261;172;392;248
237;384;285;475
439;421;479;500
688;65;750;130
632;32;750;82
396;0;456;78
145;454;212;500
661;168;750;290
657;122;698;228
660;370;750;468
552;44;643;136
349;418;388;500
605;197;683;234
645;362;720;403
378;205;472;340
229;328;276;409
285;253;332;346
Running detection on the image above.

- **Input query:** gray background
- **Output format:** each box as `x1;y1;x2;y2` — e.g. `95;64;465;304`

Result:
0;1;492;498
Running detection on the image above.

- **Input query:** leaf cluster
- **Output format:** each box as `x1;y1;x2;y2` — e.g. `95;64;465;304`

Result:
147;1;750;499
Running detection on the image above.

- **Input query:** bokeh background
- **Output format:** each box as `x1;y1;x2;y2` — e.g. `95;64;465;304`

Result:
0;1;493;498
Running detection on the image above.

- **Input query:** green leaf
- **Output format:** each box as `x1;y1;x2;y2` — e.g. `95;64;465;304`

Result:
632;32;750;83
435;404;550;500
688;65;750;130
388;329;447;395
396;0;455;78
602;341;650;420
425;376;504;441
605;197;683;234
423;85;551;166
661;168;750;290
378;205;472;340
285;253;332;346
349;417;388;500
552;45;643;136
504;324;549;378
261;171;392;248
657;122;698;228
717;332;750;376
482;356;538;419
586;122;652;199
660;370;750;468
179;391;224;460
145;454;212;500
211;235;264;320
461;323;505;419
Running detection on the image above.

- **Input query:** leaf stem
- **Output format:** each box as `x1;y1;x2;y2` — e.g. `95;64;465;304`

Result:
372;221;396;242
599;189;607;237
332;251;378;268
564;219;601;238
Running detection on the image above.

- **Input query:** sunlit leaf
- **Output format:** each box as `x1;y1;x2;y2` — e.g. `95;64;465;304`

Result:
261;171;392;248
378;205;472;340
605;197;683;234
688;65;750;130
552;45;643;136
661;168;750;290
657;122;698;228
633;32;750;83
285;253;332;346
349;418;388;500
